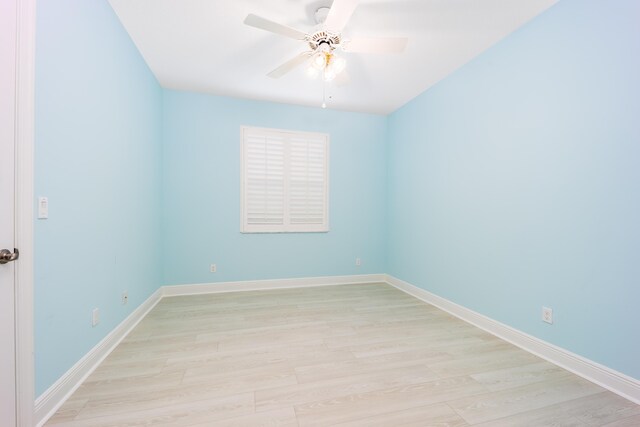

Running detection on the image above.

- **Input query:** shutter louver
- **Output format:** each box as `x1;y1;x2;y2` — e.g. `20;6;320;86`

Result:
241;127;328;233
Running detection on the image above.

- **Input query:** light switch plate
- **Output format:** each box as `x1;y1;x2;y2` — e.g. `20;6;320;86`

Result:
38;196;48;219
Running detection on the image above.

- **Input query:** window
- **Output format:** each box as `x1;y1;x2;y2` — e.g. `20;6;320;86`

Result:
241;126;329;233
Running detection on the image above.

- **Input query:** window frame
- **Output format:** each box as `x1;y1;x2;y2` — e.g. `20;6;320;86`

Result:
240;126;330;234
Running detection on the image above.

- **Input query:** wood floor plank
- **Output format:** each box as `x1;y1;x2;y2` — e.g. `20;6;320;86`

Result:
212;323;356;352
72;371;186;401
294;376;488;426
602;414;640;427
426;347;542;377
47;392;254;426
45;399;88;425
256;363;438;412
293;348;451;383
105;340;220;364
333;402;469;427
342;334;488;359
188;408;299;427
474;392;640;427
86;358;168;381
45;283;639;426
469;361;572;392
181;363;298;390
448;375;602;424
73;371;273;421
169;343;355;374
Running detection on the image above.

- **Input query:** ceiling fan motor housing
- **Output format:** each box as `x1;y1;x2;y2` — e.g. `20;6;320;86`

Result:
308;30;341;51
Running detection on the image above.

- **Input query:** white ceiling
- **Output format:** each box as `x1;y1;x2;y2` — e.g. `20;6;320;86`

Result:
108;0;558;115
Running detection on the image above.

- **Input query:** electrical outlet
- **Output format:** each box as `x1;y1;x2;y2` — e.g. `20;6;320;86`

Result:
542;307;553;324
355;258;361;266
210;264;217;273
92;308;100;327
121;291;128;305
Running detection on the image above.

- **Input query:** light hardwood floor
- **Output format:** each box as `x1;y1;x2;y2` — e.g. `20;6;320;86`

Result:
47;283;640;426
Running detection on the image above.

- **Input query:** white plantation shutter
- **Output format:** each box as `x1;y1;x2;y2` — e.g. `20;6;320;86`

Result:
241;127;329;233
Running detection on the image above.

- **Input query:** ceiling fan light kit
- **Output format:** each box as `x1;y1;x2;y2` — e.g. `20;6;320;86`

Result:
307;43;347;82
243;0;408;107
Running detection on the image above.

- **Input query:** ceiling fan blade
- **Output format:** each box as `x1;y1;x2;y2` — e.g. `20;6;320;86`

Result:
324;0;359;33
343;37;408;54
334;70;350;87
244;14;307;40
267;52;312;79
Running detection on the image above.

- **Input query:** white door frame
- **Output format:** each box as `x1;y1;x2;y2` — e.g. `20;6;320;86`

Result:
14;0;36;425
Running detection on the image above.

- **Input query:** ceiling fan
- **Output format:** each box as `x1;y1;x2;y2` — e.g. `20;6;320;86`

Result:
243;0;408;84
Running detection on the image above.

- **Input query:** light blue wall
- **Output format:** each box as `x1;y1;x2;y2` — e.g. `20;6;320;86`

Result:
387;0;640;379
35;0;163;395
162;90;387;285
34;0;639;399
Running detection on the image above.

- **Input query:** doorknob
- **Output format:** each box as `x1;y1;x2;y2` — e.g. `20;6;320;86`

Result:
0;248;19;264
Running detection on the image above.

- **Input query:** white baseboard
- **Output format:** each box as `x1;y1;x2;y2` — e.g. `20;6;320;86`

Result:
162;274;387;297
34;273;639;427
384;274;640;405
34;289;163;427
